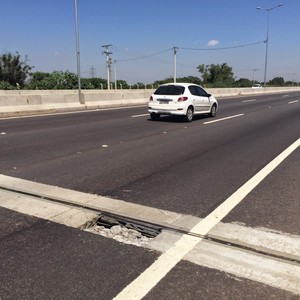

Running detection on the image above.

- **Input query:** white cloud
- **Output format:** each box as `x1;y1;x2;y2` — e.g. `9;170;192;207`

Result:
54;51;63;56
207;40;219;47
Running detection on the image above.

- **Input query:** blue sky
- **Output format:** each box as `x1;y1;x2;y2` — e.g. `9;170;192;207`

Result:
1;0;299;84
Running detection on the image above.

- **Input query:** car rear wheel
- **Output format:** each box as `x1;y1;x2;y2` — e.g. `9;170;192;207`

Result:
210;104;217;118
150;113;160;121
185;106;194;122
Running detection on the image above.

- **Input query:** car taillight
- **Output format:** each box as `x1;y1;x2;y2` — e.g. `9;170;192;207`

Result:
178;96;188;102
149;96;153;101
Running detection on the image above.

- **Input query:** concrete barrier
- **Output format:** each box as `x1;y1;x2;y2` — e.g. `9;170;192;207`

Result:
206;87;300;98
0;87;299;117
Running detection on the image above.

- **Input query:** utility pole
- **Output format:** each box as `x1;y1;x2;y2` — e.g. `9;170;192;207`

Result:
252;68;259;83
102;44;112;90
89;66;96;78
173;47;178;83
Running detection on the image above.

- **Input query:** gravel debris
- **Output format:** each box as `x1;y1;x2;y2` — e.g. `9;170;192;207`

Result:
85;225;151;247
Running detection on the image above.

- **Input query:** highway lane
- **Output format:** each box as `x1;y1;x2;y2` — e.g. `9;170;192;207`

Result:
0;92;299;226
1;92;300;298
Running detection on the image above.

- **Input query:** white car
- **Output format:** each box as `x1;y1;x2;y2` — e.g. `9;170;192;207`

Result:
148;83;218;122
252;84;262;88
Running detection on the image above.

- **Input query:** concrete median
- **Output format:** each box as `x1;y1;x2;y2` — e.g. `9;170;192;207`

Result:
0;87;299;117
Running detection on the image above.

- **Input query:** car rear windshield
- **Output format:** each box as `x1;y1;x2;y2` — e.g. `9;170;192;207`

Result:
154;85;185;95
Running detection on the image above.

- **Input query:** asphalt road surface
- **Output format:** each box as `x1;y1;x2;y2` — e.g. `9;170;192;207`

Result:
1;92;299;232
1;91;299;299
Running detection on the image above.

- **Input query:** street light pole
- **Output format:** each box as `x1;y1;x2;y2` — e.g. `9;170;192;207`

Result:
114;60;117;90
173;47;178;83
74;0;84;104
256;3;283;88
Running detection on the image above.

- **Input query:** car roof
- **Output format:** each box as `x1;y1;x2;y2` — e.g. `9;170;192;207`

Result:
159;83;198;87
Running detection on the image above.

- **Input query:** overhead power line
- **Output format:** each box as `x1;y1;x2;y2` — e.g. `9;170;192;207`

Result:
116;48;172;62
114;41;265;64
178;40;266;51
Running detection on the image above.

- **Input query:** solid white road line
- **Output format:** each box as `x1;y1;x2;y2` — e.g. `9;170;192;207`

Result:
203;113;244;125
114;138;300;300
0;105;147;120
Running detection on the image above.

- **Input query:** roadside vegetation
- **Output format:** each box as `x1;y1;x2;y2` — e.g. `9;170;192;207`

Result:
0;51;297;90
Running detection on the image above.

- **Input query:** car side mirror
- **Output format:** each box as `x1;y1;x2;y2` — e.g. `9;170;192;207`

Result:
206;93;211;97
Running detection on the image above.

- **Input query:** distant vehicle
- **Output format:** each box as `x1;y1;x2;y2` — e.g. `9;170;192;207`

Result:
148;83;218;122
252;84;263;88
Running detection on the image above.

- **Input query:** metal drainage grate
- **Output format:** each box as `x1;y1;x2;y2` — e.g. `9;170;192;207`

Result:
95;214;162;238
85;213;162;246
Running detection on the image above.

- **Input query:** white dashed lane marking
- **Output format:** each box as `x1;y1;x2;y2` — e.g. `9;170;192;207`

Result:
131;114;149;118
203;113;244;124
288;100;299;104
242;99;257;103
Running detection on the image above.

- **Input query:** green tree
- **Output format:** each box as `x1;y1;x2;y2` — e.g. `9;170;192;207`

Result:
197;63;235;87
80;78;129;89
0;52;33;87
0;80;16;90
116;80;129;89
81;77;107;89
176;76;202;85
27;71;77;89
234;78;253;87
27;72;51;89
152;77;174;87
197;64;211;85
152;76;202;87
285;80;298;87
268;76;285;86
133;82;145;89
